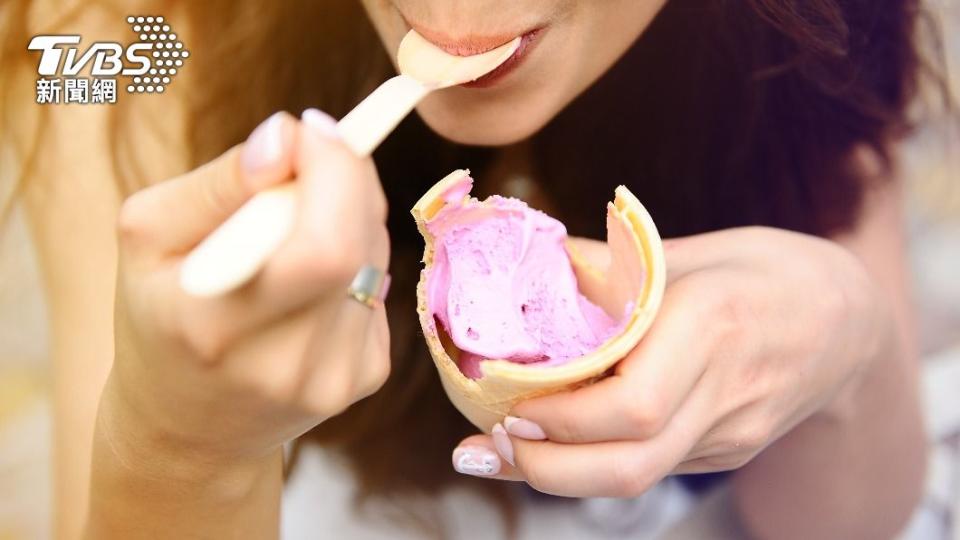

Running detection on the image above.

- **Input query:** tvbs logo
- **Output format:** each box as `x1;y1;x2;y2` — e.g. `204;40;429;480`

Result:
28;16;189;104
29;35;153;77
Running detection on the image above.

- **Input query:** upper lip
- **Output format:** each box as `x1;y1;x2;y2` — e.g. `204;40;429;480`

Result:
399;15;537;56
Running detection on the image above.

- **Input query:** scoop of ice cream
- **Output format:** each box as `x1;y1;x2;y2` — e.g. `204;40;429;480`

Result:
426;182;624;379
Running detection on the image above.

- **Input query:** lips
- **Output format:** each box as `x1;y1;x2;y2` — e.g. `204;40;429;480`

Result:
407;23;527;57
396;12;543;88
460;29;541;88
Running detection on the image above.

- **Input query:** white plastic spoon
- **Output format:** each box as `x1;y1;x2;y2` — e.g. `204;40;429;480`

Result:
179;30;521;297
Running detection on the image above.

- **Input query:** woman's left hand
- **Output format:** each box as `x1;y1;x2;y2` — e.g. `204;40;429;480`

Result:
453;226;887;497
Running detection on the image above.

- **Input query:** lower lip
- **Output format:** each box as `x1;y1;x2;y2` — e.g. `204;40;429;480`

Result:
459;28;543;89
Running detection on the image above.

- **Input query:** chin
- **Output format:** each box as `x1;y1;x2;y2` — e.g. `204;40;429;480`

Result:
413;87;564;146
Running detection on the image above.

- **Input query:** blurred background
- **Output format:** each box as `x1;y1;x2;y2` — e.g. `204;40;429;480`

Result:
1;2;958;539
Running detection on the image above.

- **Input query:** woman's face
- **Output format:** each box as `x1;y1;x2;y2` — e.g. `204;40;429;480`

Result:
360;0;668;146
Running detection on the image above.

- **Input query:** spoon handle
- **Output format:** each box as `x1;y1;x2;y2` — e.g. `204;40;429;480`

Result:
339;74;432;156
179;75;431;297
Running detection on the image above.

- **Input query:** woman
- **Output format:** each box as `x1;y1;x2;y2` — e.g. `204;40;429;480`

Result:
0;0;931;538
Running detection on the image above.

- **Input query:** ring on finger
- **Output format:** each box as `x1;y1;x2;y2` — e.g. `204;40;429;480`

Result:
347;264;391;308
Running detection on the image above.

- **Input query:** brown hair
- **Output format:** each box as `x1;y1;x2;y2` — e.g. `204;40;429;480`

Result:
0;0;943;536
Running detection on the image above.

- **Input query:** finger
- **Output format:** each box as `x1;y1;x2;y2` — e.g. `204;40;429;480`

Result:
509;279;714;443
451;434;525;481
495;387;713;498
149;217;389;368
216;300;327;411
219;276;390;430
297;232;390;400
143;113;389;360
662;230;749;283
255;109;388;311
118;112;298;258
567;236;610;270
294;300;379;419
292;227;392;417
353;304;392;400
673;457;742;474
488;419;698;497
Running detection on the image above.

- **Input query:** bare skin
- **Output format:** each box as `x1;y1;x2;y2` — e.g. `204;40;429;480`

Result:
459;165;926;540
7;3;925;540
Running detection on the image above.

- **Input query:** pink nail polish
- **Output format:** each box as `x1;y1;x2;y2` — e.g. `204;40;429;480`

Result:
301;108;340;138
491;423;515;466
504;416;547;440
452;445;500;476
241;112;285;174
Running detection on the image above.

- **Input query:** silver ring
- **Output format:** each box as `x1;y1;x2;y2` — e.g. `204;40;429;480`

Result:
347;264;391;308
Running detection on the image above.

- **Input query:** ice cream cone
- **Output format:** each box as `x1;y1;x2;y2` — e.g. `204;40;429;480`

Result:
412;169;665;432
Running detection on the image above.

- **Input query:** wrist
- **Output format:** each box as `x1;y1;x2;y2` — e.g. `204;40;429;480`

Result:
93;371;282;499
815;253;895;423
86;374;284;539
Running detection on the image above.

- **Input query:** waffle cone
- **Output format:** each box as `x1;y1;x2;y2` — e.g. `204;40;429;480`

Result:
411;170;665;432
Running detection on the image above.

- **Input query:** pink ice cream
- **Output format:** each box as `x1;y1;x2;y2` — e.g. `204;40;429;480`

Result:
426;179;625;379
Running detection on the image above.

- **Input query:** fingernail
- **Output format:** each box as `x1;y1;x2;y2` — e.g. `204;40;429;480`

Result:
491;423;515;466
452;445;500;476
301;108;340;138
504;416;547;440
242;112;285;174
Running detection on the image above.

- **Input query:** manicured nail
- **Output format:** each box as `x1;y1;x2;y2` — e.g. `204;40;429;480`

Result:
452;445;500;476
301;108;340;138
242;112;285;174
491;423;515;466
504;416;547;440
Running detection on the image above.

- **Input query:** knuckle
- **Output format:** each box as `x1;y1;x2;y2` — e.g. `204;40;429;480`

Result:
175;313;232;364
704;289;752;348
306;386;352;419
296;239;363;287
727;421;773;454
258;371;301;406
713;451;757;471
623;388;667;438
610;454;650;497
520;460;553;495
182;325;229;363
369;354;392;390
116;192;150;244
554;412;589;443
318;142;367;186
361;163;389;223
301;370;354;418
184;332;226;364
819;275;851;324
199;156;242;213
355;354;391;401
322;151;387;224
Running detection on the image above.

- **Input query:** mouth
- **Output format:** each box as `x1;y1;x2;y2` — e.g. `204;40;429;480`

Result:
395;13;545;89
458;28;542;88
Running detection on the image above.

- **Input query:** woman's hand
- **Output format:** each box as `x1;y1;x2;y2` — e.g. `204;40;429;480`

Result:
453;227;886;497
103;110;391;471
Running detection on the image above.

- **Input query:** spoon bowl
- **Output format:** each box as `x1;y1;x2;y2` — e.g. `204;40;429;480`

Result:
398;30;521;88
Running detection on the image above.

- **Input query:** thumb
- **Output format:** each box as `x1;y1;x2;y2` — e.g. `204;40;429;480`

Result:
118;112;298;257
567;236;611;271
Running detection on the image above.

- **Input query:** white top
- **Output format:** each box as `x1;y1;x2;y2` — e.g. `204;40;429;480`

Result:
282;444;697;539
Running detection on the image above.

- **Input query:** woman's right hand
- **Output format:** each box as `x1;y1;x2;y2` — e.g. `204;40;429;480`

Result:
103;110;391;469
